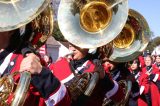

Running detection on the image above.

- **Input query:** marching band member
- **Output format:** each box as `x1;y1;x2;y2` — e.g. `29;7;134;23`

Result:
0;28;71;106
138;55;160;106
96;44;126;104
152;55;160;90
50;43;124;106
128;59;141;106
155;55;160;69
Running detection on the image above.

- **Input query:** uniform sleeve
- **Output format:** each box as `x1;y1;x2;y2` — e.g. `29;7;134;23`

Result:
150;73;159;82
149;68;160;90
101;73;125;103
149;67;160;82
138;56;145;68
45;84;71;106
138;71;150;95
31;67;71;106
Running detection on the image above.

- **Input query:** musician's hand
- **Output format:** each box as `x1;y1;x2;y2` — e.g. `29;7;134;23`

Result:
20;53;42;74
145;71;151;76
94;60;105;79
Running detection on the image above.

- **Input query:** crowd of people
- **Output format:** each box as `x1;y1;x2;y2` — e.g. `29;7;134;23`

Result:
41;42;160;106
127;52;160;106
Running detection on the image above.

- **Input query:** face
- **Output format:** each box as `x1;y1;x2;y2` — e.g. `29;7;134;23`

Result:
145;56;152;66
69;44;88;60
44;55;49;63
0;31;13;49
103;61;115;70
156;56;160;63
130;61;138;71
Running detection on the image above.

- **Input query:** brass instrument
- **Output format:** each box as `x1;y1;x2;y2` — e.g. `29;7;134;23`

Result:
65;59;101;101
0;72;31;106
57;0;130;104
27;4;54;49
118;80;132;106
0;0;50;32
58;0;128;48
109;9;151;62
65;72;99;101
0;0;54;106
102;80;132;106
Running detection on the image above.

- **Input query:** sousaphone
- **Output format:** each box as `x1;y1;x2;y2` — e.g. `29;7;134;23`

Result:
58;0;128;48
109;9;151;62
56;0;129;102
0;0;50;32
0;0;53;106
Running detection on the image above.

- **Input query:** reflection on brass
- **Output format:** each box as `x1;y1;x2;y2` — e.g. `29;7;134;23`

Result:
0;75;14;106
113;24;135;48
0;0;19;3
0;0;50;32
80;1;112;33
66;71;99;101
109;9;151;62
0;72;31;106
97;43;113;61
30;5;54;49
58;0;128;48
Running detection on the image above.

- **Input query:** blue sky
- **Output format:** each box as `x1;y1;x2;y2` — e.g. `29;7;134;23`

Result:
129;0;160;37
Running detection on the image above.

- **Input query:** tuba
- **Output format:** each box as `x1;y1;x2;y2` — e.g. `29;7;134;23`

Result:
99;9;151;106
0;0;54;106
58;0;128;48
109;9;151;62
57;0;129;102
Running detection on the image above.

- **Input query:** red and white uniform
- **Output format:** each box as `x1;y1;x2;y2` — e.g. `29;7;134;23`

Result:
0;51;70;106
50;57;125;106
138;55;145;68
138;65;160;106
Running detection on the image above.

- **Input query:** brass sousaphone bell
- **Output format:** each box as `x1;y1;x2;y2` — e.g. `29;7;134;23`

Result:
0;0;50;32
0;0;54;106
109;9;151;62
58;0;128;48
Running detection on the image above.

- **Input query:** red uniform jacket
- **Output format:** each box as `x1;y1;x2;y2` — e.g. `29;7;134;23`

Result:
0;52;70;106
50;57;124;106
139;56;145;68
138;65;160;106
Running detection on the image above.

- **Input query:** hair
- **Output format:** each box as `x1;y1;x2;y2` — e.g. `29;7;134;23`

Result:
128;58;141;71
97;43;113;62
129;58;140;67
145;55;153;62
156;55;160;58
49;56;53;63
